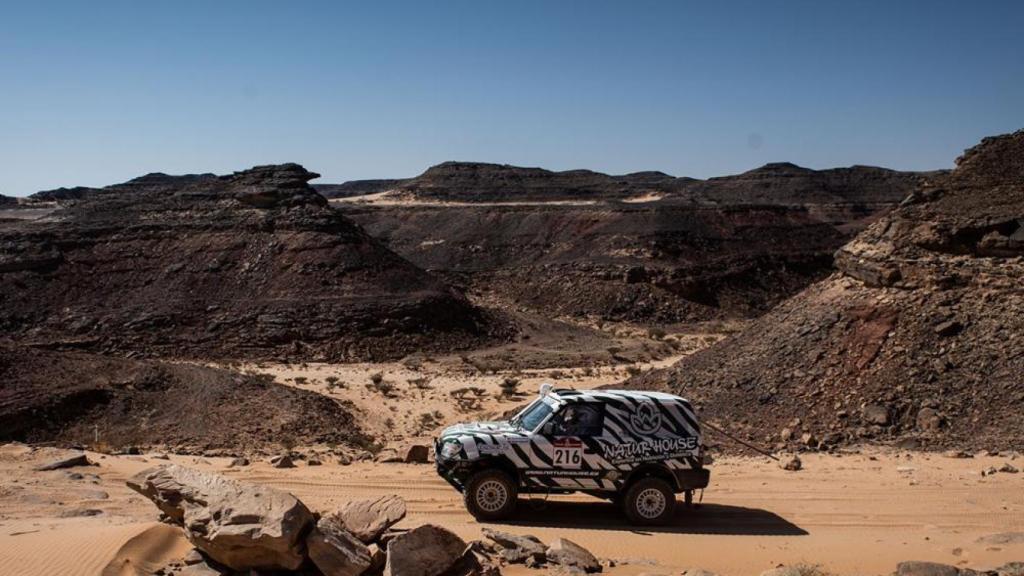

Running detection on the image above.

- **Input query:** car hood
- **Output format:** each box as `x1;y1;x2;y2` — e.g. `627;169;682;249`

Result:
439;420;519;439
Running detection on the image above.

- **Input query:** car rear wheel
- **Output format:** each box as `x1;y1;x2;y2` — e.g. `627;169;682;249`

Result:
464;469;517;521
622;477;676;525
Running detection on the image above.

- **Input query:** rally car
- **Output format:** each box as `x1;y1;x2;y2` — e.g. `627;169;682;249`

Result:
434;384;709;525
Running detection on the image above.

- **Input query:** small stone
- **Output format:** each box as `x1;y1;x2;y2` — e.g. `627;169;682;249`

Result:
270;455;294;468
780;455;802;471
228;457;250;467
998;463;1019;474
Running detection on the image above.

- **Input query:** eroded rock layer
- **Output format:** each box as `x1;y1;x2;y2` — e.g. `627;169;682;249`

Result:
628;130;1024;450
0;164;505;361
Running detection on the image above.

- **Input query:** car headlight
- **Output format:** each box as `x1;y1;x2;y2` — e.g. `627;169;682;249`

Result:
440;440;463;460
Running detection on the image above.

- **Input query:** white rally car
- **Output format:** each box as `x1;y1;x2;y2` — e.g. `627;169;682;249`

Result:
435;384;709;525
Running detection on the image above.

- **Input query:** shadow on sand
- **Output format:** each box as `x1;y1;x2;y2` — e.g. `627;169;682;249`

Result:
494;499;808;536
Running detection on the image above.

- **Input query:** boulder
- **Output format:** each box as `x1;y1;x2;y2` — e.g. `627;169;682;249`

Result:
895;561;977;576
545;538;601;573
404;445;430;464
997;562;1024;576
126;464;314;571
228;457;249;467
681;569;719;576
270;454;295;468
482;528;546;563
306;516;373;576
999;463;1019;474
384;524;466;576
35;452;91;471
332;495;408;543
862;404;890;426
780;455;802;471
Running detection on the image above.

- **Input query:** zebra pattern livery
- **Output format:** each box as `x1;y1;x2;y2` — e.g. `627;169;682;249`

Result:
436;389;703;492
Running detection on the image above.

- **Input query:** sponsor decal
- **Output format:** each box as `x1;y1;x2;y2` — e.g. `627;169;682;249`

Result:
478;444;503;455
552;437;583;468
603;436;698;464
628;402;663;435
525;469;601;478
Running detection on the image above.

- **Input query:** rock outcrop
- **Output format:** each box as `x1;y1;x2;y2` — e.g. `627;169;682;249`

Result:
627;130;1024;451
0;344;368;451
0;163;506;362
331;494;408;543
341;161;930;323
127;464;314;571
384;524;467;576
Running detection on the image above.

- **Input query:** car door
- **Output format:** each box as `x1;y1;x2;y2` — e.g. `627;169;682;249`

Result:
541;402;606;486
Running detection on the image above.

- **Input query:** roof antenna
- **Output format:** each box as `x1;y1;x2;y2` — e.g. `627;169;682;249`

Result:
702;420;779;461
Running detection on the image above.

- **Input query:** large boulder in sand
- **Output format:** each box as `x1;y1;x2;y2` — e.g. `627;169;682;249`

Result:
126;464;314;571
545;537;601;573
384;524;466;576
306;515;373;576
35;451;91;471
895;562;978;576
331;494;407;543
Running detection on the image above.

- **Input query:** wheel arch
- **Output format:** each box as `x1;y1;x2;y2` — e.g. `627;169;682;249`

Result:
622;462;680;493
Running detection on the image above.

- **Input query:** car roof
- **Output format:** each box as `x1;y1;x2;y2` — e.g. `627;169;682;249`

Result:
549;388;692;405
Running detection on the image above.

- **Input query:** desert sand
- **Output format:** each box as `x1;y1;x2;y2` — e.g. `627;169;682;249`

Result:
2;443;1021;576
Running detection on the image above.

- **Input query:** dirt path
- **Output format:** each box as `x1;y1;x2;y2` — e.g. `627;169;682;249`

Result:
2;447;1021;576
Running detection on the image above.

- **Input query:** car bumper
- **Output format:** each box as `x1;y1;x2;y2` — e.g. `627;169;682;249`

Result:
673;468;711;491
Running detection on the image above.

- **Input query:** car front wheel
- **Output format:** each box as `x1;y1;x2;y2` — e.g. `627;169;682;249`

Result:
622;477;676;525
464;469;518;521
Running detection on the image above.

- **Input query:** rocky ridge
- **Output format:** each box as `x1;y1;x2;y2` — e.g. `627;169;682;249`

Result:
0;344;371;452
341;162;931;322
0;163;506;362
627;130;1024;451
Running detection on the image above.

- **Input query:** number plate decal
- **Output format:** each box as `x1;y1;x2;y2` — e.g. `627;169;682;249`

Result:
552;437;583;468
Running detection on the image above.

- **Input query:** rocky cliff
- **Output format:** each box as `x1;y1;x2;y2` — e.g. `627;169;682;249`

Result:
628;130;1024;451
0;164;505;361
341;162;931;322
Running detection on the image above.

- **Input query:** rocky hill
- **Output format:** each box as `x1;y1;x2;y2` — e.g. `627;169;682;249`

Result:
628;130;1024;451
0;164;505;361
0;344;369;452
0;193;17;206
341;162;931;323
392;161;681;202
313;179;407;199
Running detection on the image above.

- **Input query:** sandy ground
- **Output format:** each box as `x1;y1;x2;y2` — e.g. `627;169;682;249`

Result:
1;444;1021;576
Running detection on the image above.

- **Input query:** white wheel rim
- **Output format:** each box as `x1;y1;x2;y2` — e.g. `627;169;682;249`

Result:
476;479;509;512
635;487;667;519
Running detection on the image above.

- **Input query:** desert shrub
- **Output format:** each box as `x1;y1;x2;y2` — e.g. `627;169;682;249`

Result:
625;365;642;377
648;327;667;340
498;377;521;398
408;376;433;390
293;376;308;385
370;372;384;385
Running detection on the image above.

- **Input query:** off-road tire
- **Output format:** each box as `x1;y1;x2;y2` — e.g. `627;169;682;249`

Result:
623;477;676;525
464;469;518;521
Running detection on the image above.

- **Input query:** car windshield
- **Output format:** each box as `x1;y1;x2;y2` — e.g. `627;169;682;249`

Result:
513;399;554;431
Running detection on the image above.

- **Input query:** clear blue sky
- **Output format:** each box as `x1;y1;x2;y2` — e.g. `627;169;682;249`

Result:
2;1;1022;195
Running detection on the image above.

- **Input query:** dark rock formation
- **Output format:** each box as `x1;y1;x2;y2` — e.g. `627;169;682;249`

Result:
0;344;371;451
0;164;506;361
0;193;18;206
315;179;407;199
627;130;1024;451
342;162;932;322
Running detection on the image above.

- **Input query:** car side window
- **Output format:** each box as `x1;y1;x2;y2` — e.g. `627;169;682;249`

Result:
552;403;605;437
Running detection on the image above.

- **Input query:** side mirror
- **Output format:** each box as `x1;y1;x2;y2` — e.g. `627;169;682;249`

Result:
541;422;554;435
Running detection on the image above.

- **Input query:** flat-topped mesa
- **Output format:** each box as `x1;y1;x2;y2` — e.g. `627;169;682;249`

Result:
0;163;506;361
397;161;679;201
